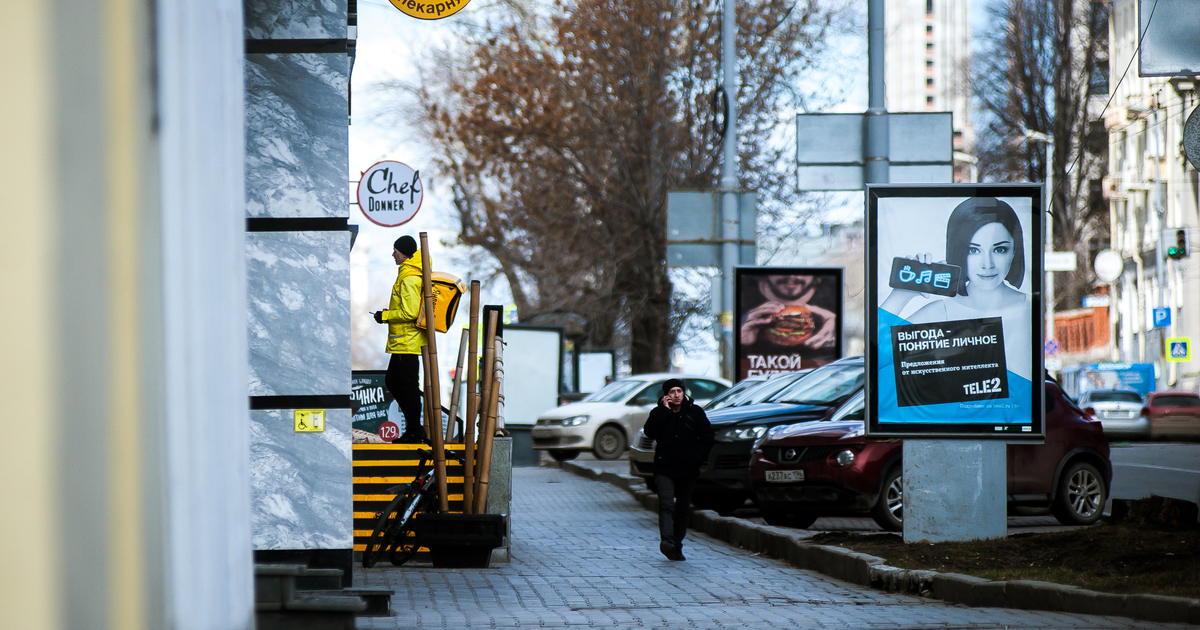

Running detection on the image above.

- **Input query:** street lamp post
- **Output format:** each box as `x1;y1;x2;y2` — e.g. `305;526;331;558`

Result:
1024;131;1055;347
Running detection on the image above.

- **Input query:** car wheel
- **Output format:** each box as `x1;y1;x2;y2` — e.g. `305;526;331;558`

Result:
1051;461;1106;526
548;449;580;462
871;467;903;532
592;425;627;460
762;509;818;529
692;492;746;516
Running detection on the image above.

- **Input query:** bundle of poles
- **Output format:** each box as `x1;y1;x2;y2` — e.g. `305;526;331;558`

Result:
416;232;504;515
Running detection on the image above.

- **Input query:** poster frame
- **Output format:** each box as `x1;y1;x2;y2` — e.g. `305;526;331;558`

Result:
734;266;844;383
866;184;1045;440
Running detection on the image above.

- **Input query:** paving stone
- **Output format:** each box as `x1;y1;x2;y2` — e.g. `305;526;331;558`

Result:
354;465;1192;629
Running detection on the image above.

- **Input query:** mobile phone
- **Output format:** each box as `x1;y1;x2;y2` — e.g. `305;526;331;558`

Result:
888;257;961;298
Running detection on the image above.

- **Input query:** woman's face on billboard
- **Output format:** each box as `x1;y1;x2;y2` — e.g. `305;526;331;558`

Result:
966;222;1015;291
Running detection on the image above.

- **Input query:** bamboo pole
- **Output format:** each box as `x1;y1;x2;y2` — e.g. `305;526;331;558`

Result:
474;336;503;514
418;233;448;513
472;310;498;508
447;328;469;443
463;282;480;513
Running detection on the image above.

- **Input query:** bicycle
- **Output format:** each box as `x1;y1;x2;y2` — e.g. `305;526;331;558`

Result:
362;446;465;568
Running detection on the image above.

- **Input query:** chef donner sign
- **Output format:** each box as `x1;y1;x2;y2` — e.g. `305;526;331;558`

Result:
357;161;422;227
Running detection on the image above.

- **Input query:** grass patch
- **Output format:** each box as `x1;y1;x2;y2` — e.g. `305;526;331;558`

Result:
809;523;1200;600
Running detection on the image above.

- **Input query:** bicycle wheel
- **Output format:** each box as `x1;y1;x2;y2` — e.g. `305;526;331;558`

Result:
362;489;415;568
388;491;431;566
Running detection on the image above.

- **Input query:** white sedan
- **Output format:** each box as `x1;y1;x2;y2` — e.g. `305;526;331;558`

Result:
532;373;729;460
1078;389;1149;439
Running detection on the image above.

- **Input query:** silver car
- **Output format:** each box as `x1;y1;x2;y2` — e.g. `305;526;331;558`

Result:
532;373;730;461
1078;389;1149;439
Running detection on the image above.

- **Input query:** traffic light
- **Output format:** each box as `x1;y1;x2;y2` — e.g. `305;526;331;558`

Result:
1167;228;1190;259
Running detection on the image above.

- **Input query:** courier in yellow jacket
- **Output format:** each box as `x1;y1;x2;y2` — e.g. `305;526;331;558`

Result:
373;235;427;441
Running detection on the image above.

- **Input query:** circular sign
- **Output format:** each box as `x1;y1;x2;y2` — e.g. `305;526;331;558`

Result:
387;0;471;20
357;161;423;227
377;420;400;442
1185;106;1200;172
1093;249;1124;282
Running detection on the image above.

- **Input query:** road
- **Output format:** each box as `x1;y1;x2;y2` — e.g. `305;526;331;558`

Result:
1109;442;1200;505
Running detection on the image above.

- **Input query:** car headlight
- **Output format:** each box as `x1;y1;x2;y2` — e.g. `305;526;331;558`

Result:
716;426;767;442
839;426;866;440
834;449;855;467
561;415;590;426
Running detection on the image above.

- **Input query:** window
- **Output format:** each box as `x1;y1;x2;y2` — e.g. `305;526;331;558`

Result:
926;0;933;14
1153;395;1200;408
926;95;935;105
685;379;728;401
1084;391;1143;404
926;77;934;87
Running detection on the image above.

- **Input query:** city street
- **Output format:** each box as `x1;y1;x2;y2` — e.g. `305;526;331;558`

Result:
354;463;1193;629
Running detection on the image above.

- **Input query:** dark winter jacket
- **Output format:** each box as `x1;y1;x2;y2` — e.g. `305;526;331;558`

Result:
642;396;715;479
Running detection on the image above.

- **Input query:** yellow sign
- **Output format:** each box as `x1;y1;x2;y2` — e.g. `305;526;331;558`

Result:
388;0;471;20
294;409;326;433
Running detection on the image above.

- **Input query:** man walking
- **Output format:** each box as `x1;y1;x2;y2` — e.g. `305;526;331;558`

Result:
374;235;427;442
642;378;714;561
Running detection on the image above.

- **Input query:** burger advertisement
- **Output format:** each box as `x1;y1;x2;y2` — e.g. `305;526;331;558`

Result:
735;267;842;381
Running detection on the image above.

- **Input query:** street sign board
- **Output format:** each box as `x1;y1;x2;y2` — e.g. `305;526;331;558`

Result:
1045;340;1059;356
1082;295;1110;308
1139;0;1200;76
796;113;954;191
1044;251;1078;271
666;191;756;267
1167;337;1191;362
1153;307;1172;328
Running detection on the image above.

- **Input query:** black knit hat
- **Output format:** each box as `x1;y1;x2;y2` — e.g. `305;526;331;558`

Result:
662;378;685;395
394;235;417;257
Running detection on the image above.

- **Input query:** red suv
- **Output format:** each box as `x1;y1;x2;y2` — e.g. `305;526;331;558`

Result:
749;380;1111;531
1141;391;1200;440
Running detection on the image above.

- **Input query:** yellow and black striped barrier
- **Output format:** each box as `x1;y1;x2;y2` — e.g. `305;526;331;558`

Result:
353;443;466;559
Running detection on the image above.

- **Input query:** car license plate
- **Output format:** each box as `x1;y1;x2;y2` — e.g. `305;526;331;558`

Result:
765;470;805;483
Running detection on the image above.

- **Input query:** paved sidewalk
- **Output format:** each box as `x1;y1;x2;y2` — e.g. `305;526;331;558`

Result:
355;466;1191;629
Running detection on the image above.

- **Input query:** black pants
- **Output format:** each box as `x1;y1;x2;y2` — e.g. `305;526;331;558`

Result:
655;474;695;548
386;353;423;437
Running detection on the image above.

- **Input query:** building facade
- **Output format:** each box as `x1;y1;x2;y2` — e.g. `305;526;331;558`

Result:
886;0;976;181
1103;0;1200;390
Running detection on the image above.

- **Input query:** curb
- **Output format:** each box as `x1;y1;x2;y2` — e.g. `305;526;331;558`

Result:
550;460;1200;626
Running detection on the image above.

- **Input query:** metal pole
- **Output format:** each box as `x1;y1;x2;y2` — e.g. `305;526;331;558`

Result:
864;0;889;185
719;0;739;381
1152;107;1167;379
1046;140;1055;346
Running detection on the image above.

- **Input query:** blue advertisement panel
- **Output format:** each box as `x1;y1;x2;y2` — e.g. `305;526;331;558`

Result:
867;185;1044;439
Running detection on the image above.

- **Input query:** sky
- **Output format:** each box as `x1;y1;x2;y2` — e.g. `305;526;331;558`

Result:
343;0;965;380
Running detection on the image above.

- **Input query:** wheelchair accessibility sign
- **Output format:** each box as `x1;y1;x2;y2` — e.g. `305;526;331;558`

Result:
1167;338;1191;362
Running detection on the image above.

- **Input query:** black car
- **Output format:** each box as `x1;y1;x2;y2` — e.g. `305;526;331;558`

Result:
632;358;864;515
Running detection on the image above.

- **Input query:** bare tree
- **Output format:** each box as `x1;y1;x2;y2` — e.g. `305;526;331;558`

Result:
399;0;848;372
972;0;1110;310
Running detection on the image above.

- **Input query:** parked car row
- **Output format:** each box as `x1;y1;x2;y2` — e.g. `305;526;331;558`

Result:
628;359;1114;531
531;373;730;461
1076;389;1200;440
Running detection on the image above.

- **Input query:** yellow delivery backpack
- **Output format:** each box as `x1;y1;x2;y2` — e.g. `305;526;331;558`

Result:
416;272;466;333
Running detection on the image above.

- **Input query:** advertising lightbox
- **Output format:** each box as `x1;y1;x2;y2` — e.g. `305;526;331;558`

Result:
866;185;1044;439
735;267;843;381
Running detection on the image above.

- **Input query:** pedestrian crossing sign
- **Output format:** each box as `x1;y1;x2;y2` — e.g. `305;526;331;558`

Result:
1166;338;1191;362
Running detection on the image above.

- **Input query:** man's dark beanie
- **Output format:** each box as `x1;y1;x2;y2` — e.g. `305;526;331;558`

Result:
394;235;418;257
662;378;685;395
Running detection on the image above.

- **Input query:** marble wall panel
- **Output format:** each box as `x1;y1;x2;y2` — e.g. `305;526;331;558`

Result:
251;408;353;550
245;0;347;40
245;53;349;218
248;231;351;396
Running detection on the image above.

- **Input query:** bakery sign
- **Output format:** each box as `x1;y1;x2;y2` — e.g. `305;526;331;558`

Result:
357;161;422;227
734;267;844;381
388;0;471;20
